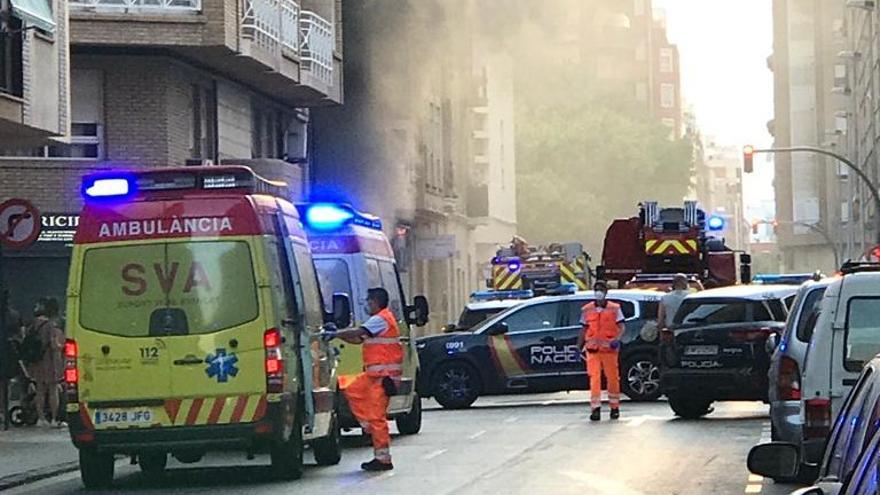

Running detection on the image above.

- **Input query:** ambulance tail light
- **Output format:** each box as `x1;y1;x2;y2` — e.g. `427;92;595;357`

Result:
64;339;79;402
264;329;284;393
804;397;832;439
778;356;801;401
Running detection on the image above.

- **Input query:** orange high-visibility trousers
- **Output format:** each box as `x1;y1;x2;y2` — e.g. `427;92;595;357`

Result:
586;350;620;409
340;372;392;462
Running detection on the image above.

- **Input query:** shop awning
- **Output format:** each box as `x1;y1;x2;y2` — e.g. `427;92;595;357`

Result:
10;0;56;33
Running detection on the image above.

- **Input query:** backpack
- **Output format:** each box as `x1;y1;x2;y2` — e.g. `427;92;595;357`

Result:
20;320;49;365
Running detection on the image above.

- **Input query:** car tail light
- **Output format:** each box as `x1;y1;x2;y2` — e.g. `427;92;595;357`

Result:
730;327;774;342
804;397;832;439
64;339;78;402
264;329;284;393
778;356;801;400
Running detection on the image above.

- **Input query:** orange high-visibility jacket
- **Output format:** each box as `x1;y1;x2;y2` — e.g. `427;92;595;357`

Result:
582;301;622;352
363;308;404;377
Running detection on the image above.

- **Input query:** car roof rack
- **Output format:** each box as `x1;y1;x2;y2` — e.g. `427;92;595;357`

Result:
840;261;880;275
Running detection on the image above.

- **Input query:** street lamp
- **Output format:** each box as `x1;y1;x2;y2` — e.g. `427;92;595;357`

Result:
743;145;880;243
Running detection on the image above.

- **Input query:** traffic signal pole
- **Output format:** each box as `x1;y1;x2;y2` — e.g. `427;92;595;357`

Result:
747;146;880;243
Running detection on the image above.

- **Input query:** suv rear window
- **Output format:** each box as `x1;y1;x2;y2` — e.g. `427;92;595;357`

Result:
674;298;783;326
845;297;880;372
80;241;259;337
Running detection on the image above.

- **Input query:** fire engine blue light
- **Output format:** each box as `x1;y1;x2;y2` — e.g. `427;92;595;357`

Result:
508;261;521;272
83;178;131;198
304;204;355;231
707;215;725;231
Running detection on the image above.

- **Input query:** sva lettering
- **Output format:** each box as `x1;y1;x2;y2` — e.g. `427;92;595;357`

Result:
530;345;581;365
121;262;212;296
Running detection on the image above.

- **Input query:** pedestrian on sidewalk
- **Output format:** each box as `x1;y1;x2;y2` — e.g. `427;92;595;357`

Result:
22;298;64;428
322;288;404;471
577;280;625;421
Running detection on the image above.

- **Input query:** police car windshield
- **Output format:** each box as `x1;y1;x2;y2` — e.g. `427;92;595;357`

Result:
79;241;259;336
314;258;353;309
458;308;505;330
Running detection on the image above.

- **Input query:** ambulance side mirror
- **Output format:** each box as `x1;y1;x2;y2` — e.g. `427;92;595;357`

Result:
408;296;430;327
331;293;352;329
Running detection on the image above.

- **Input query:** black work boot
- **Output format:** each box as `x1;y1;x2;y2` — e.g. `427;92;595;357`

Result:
590;408;601;421
610;408;620;420
361;459;394;471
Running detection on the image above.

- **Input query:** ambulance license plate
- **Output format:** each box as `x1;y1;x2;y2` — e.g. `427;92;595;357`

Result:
684;345;718;356
94;409;153;426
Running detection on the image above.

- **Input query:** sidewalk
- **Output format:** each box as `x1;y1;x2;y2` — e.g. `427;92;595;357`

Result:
0;426;79;490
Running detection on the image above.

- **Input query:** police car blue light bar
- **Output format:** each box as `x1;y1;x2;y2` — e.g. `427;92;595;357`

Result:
707;215;725;231
300;203;382;232
83;177;132;199
544;283;577;295
470;289;534;301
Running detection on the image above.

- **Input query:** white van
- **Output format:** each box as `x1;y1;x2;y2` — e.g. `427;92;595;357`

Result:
800;262;880;465
298;203;429;435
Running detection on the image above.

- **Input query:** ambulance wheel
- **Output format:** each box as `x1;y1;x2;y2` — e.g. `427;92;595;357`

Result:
621;354;662;402
79;448;114;489
395;394;422;435
138;452;167;477
271;413;304;480
668;394;713;419
312;412;342;466
432;361;481;409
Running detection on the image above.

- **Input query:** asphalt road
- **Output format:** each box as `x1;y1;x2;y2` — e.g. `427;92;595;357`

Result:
8;394;803;495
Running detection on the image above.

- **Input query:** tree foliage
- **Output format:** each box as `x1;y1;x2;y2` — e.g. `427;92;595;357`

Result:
515;69;695;258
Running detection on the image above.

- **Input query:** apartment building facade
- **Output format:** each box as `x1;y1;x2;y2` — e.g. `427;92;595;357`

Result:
0;0;342;316
770;0;846;273
695;141;747;250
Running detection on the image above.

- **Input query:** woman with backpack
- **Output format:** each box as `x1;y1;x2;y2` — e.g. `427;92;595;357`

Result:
22;298;64;428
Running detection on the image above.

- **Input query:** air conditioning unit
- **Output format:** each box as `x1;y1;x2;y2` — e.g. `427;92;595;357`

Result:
846;0;874;10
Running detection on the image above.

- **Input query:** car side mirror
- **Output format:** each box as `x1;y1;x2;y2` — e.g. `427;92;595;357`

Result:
765;333;779;353
443;323;457;333
486;322;508;336
747;442;799;480
407;295;430;326
330;293;352;329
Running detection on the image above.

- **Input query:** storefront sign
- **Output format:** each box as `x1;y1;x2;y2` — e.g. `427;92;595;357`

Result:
39;213;80;243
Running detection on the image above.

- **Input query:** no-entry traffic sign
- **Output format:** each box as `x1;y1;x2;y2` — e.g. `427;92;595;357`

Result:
0;198;41;250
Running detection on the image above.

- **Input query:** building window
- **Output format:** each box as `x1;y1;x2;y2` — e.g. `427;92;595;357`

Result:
251;103;286;159
0;69;103;159
660;83;676;108
659;48;674;73
0;18;24;97
191;84;217;161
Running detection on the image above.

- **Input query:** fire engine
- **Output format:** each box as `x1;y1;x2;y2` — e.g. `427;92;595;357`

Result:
598;201;751;289
487;241;592;294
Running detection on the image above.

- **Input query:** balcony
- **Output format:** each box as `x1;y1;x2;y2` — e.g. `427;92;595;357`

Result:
68;0;340;106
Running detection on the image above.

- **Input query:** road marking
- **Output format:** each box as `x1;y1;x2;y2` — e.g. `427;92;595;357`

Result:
745;484;762;493
422;448;447;460
503;416;519;423
559;470;646;495
469;429;486;440
748;474;763;482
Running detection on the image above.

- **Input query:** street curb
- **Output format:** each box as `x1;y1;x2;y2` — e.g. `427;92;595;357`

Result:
0;461;80;491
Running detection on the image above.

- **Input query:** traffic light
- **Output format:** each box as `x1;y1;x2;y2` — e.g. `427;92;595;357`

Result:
772;219;779;234
751;221;759;234
743;145;755;173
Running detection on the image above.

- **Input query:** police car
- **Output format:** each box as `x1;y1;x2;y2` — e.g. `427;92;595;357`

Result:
416;289;663;409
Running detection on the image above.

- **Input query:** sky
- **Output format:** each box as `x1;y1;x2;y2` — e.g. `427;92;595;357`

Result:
654;0;776;219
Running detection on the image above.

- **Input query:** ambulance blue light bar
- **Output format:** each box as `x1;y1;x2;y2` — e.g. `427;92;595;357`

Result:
470;289;534;301
82;176;135;200
300;203;382;232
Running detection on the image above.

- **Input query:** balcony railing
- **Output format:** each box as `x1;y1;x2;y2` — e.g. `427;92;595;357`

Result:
69;0;200;12
300;10;333;86
241;0;300;56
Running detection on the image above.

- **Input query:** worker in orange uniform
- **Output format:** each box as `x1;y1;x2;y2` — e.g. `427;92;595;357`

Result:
576;280;626;421
322;288;403;471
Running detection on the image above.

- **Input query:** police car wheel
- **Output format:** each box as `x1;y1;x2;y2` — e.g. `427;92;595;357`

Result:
667;394;713;420
79;448;114;489
138;453;167;477
622;356;662;402
396;394;422;435
271;413;304;480
312;412;342;466
432;362;480;409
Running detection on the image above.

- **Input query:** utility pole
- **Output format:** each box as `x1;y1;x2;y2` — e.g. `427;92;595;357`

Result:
743;145;880;243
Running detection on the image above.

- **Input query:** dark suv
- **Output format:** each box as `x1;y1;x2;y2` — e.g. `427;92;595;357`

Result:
660;285;797;419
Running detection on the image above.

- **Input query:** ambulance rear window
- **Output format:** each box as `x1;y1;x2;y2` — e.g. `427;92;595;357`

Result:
314;258;353;309
79;241;259;336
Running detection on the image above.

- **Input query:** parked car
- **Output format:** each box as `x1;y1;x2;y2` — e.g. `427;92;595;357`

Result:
659;285;797;419
749;353;880;493
798;262;880;466
767;279;834;457
416;290;663;408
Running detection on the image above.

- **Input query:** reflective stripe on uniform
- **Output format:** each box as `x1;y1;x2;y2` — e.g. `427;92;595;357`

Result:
365;363;403;373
